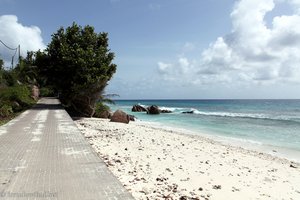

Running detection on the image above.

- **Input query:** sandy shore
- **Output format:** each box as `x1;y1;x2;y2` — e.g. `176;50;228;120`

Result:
74;118;300;200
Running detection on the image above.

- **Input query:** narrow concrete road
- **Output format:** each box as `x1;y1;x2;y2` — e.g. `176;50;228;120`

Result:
0;98;134;200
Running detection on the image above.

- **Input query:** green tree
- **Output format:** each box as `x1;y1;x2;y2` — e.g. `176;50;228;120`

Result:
0;58;3;70
37;22;117;116
0;58;3;84
14;52;38;85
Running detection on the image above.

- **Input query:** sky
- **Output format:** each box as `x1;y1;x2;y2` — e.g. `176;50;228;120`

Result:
1;0;300;99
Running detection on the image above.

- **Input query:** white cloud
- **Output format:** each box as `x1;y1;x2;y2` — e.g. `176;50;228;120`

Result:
157;0;300;86
182;42;195;52
0;15;45;66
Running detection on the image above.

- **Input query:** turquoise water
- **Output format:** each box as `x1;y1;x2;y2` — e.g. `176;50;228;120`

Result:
110;99;300;153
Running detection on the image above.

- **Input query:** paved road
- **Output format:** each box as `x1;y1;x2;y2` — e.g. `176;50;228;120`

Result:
0;98;134;200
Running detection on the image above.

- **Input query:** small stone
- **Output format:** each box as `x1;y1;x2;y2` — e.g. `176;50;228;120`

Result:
198;187;203;191
140;187;149;195
125;148;128;151
290;164;297;168
179;196;188;200
156;177;164;182
166;168;172;172
212;185;222;190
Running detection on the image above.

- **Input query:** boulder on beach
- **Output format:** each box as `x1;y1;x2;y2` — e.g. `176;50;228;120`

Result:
128;115;136;121
110;109;130;124
94;110;112;119
147;105;160;114
132;105;147;112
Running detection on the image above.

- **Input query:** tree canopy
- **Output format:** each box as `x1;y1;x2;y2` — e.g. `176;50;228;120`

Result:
36;22;117;116
0;58;3;70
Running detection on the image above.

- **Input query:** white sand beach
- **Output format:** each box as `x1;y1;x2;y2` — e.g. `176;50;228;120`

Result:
75;118;300;200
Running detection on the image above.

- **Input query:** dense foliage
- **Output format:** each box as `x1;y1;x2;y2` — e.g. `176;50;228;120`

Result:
36;22;117;117
0;22;116;122
0;57;36;123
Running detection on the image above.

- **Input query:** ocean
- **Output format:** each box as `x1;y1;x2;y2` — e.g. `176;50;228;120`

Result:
110;99;300;160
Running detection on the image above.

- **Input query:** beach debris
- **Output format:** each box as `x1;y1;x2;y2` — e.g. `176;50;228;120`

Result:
212;185;222;190
180;177;190;181
232;186;240;192
198;187;203;191
179;196;200;200
110;109;130;124
139;187;150;195
166;168;172;172
162;193;173;199
156;177;168;182
172;184;178;192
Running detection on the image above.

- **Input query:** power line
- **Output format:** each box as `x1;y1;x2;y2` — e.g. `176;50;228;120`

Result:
0;39;18;51
0;39;20;69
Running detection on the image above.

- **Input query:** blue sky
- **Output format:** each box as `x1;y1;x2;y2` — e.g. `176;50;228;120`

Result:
1;0;300;99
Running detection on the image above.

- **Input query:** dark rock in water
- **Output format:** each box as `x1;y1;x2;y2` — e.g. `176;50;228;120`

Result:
147;105;160;114
132;105;147;112
110;109;130;124
161;109;172;113
182;111;194;114
128;115;136;121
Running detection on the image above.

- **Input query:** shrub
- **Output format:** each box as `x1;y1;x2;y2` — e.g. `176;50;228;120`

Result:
2;70;18;86
0;104;13;118
40;87;55;97
93;102;111;118
0;85;35;108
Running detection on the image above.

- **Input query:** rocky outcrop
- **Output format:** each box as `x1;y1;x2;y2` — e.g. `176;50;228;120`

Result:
128;115;136;121
147;105;160;115
94;110;112;119
31;85;40;101
161;109;172;113
182;111;194;114
110;109;130;124
132;105;147;112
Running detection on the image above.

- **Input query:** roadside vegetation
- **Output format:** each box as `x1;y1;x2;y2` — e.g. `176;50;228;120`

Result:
0;56;37;125
0;22;117;124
